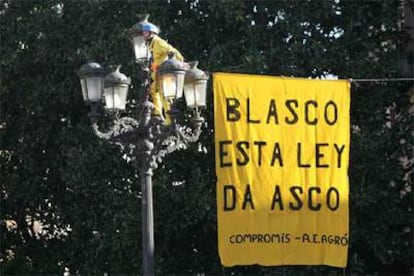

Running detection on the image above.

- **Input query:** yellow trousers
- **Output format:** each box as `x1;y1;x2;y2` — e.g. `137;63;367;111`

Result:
150;72;171;124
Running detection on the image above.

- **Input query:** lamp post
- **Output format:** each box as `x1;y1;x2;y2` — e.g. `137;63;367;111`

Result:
78;17;208;276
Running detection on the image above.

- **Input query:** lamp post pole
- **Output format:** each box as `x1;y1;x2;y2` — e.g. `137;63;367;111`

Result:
141;163;154;276
78;16;209;276
138;98;155;276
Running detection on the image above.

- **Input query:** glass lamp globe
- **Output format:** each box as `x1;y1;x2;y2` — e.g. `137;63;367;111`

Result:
103;66;131;111
78;62;107;103
184;61;208;109
157;53;188;102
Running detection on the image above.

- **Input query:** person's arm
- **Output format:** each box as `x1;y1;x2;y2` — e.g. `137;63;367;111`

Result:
152;35;184;62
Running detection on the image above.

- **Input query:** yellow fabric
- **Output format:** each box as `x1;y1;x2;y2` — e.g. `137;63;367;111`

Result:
149;35;184;66
213;73;350;268
149;35;184;123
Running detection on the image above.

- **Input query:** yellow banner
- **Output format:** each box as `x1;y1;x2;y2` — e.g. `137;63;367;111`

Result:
214;73;350;268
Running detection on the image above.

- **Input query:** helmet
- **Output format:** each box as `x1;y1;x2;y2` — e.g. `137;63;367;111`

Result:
140;22;160;34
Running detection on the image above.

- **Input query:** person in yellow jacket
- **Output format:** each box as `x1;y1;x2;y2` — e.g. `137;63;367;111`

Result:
141;21;185;124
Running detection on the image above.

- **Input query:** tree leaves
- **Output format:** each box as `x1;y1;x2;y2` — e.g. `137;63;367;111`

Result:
1;0;412;275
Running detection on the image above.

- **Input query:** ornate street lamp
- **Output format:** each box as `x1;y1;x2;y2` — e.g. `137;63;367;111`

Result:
129;15;151;65
184;61;209;110
78;17;208;276
103;66;131;111
78;62;108;117
158;52;187;101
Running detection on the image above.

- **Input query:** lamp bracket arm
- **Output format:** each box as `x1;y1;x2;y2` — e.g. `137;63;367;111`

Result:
92;122;115;140
91;116;140;142
149;123;202;169
176;123;202;144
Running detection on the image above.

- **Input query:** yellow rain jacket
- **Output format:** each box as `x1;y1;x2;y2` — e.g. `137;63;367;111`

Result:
148;35;184;123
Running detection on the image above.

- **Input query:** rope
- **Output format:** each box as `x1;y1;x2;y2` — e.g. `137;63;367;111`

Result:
350;78;414;82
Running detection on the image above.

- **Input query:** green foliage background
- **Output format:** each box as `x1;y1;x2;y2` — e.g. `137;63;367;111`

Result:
1;0;412;275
